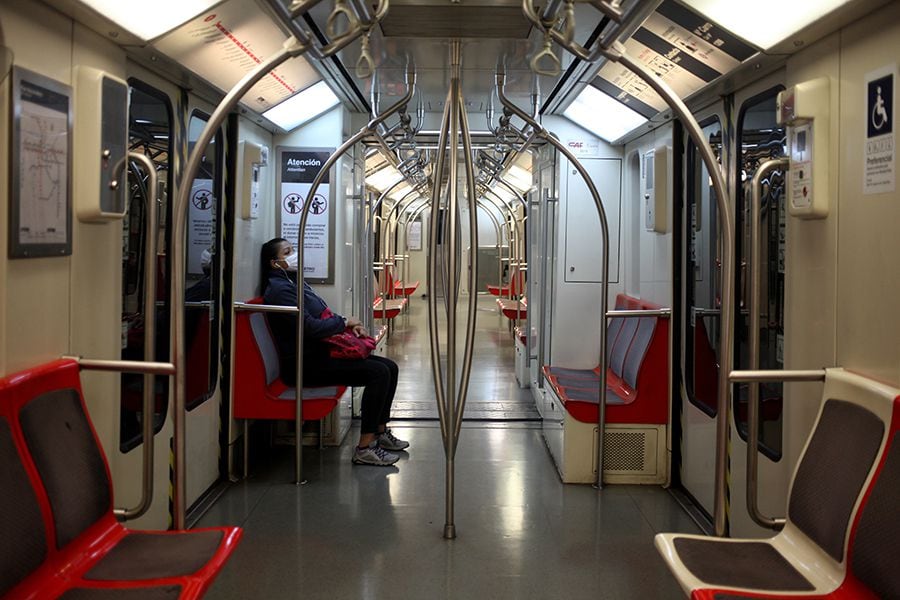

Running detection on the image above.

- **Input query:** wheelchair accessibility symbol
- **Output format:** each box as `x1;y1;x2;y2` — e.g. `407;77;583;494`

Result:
283;193;303;214
867;74;893;138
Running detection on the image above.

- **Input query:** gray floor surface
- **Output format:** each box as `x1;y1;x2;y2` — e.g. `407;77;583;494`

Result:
199;294;697;599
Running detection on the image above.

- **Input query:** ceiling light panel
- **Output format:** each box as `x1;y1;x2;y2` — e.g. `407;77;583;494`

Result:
563;85;647;143
682;0;852;49
79;0;218;41
262;81;340;131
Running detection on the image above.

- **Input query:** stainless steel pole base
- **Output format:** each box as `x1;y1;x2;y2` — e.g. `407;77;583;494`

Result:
443;524;457;539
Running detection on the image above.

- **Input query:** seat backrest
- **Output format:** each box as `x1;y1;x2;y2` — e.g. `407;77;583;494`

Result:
234;298;281;401
848;397;900;598
622;317;657;389
0;387;49;596
249;312;281;386
786;369;896;564
11;360;113;551
609;317;638;377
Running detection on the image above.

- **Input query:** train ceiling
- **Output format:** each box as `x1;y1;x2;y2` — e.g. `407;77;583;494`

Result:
46;0;885;143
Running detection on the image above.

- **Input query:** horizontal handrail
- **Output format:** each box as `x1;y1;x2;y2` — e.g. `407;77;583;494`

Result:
63;356;176;376
607;308;671;318
233;302;299;315
729;369;826;383
185;301;212;308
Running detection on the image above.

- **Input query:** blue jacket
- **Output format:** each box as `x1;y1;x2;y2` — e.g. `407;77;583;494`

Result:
263;271;345;380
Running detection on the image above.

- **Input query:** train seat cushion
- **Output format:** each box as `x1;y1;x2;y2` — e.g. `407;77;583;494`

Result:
84;530;225;580
0;417;48;596
672;539;814;591
542;366;600;380
788;399;884;562
19;387;111;549
541;294;668;425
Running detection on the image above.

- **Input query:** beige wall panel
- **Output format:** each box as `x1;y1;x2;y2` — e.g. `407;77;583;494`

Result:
837;4;900;386
782;33;840;469
69;22;128;464
0;2;74;377
1;1;71;81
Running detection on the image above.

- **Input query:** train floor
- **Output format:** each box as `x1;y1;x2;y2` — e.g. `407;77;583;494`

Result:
198;292;699;598
383;294;539;420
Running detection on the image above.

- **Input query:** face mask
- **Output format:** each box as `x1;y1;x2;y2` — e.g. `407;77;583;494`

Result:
284;251;299;272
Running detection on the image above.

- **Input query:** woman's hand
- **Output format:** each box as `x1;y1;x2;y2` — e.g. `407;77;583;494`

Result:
345;316;368;337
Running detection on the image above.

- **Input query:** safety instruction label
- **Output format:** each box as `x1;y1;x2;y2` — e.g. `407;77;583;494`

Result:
864;64;896;195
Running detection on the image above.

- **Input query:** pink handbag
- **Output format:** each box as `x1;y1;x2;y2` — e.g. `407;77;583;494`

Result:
320;308;376;359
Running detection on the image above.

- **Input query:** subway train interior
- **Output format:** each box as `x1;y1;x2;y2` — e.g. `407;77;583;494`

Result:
1;0;900;598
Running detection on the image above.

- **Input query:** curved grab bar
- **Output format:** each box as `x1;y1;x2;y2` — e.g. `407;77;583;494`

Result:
169;36;310;527
112;151;159;522
497;69;610;488
747;157;789;531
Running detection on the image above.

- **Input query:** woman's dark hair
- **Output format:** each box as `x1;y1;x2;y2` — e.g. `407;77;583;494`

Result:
259;237;287;296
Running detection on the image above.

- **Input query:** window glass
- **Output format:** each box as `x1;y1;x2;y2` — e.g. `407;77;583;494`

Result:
683;118;722;416
734;88;787;460
184;112;223;411
120;81;172;452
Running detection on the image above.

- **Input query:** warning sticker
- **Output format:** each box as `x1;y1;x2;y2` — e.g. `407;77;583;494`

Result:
864;64;896;195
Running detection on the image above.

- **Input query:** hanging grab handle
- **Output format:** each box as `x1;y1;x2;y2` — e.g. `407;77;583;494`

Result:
530;31;561;76
326;0;358;39
355;30;374;78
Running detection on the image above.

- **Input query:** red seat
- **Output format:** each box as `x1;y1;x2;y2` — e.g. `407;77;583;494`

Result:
233;298;343;422
542;293;669;425
0;359;241;599
487;268;525;297
373;296;406;320
497;297;527;320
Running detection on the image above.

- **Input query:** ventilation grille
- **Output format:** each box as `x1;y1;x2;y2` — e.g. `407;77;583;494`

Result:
603;431;647;472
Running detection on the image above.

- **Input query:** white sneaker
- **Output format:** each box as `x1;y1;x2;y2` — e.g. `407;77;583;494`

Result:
352;442;399;466
377;428;410;451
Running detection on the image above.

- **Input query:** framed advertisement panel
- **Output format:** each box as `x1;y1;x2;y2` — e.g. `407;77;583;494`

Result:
275;146;335;283
9;66;73;258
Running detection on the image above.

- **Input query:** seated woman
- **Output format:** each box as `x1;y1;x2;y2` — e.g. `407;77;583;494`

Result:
260;237;408;467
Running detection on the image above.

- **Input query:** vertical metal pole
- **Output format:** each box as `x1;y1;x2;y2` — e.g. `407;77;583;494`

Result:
615;48;735;535
444;42;461;540
293;69;416;484
748;158;788;530
427;88;453;446
294;128;371;484
453;78;480;443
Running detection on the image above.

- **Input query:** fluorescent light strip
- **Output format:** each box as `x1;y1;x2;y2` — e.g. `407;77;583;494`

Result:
262;81;340;132
682;0;852;49
563;85;647;142
80;0;219;41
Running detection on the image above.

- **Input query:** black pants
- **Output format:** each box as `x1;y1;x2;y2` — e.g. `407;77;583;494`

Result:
299;354;399;435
